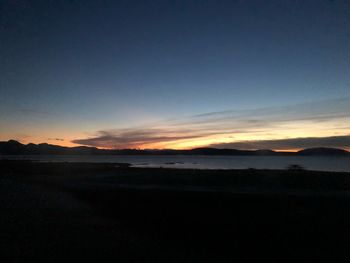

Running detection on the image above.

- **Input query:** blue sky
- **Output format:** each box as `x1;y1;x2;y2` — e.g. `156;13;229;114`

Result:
1;0;350;149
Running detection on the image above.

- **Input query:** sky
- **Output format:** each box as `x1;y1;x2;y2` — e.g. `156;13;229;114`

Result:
1;0;350;150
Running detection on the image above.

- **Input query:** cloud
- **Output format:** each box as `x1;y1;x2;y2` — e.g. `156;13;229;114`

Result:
72;129;211;148
188;97;350;126
72;126;245;149
47;138;65;142
209;135;350;150
72;97;350;149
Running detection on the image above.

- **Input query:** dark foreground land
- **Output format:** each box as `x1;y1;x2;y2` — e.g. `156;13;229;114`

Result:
1;161;350;262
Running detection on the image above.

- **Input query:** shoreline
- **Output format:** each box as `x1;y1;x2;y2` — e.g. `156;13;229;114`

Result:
1;154;350;172
2;161;350;262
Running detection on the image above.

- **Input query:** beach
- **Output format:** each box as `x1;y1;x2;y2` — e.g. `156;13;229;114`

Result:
1;160;350;262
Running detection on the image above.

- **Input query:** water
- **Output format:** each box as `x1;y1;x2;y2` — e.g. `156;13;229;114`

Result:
1;155;350;172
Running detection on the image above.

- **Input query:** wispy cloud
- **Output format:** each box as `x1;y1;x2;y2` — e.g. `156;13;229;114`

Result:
72;129;235;148
72;97;350;149
210;135;350;150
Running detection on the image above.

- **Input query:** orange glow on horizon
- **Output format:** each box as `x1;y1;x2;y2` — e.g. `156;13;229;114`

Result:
2;116;350;151
3;137;349;152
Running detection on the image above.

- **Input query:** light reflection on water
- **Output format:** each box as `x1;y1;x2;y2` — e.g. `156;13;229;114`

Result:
1;155;350;172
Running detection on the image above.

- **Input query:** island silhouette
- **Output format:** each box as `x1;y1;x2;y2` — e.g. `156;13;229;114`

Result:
0;140;349;156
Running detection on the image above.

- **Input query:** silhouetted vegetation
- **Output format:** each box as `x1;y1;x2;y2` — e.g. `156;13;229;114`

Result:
287;164;305;171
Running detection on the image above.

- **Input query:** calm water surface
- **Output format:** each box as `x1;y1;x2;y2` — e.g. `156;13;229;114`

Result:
1;155;350;172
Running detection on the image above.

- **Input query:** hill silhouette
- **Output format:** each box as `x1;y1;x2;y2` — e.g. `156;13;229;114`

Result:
298;147;350;156
0;140;349;156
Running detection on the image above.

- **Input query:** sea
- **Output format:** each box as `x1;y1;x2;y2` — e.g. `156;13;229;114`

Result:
1;155;350;172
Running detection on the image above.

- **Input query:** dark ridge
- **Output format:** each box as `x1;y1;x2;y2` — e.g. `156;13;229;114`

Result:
0;140;349;156
298;147;350;156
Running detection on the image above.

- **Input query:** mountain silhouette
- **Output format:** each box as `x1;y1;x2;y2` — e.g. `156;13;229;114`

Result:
298;147;350;156
0;140;349;156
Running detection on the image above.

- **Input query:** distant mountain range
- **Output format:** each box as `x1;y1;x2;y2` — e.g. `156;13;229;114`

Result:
0;140;349;156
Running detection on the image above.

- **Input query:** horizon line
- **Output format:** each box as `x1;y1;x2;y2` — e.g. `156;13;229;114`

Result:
1;139;349;153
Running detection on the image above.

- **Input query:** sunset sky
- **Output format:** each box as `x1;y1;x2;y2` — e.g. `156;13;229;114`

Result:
1;0;350;150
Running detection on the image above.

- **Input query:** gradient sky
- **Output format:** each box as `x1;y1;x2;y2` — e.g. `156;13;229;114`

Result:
1;0;350;150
